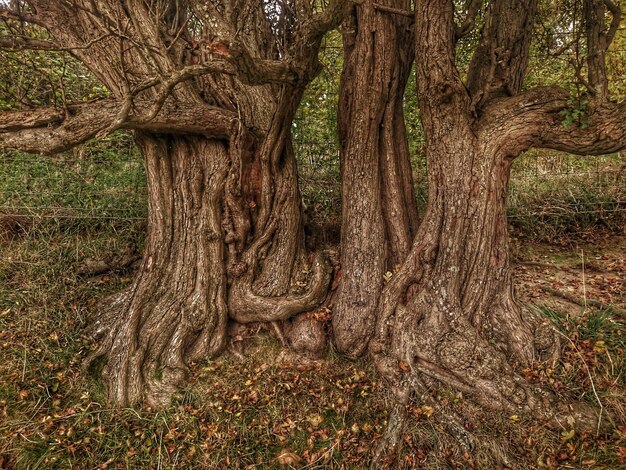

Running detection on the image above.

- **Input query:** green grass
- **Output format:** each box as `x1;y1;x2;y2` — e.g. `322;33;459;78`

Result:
0;137;624;468
508;151;625;241
0;133;146;222
0;224;624;468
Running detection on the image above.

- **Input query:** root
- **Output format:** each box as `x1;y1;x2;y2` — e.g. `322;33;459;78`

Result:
228;251;331;323
84;278;228;407
542;285;626;318
371;288;603;465
371;385;410;469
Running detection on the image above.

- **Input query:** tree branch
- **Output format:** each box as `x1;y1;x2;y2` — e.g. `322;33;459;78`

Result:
603;0;622;47
584;0;615;101
466;0;538;109
0;36;60;51
455;0;482;41
373;3;414;19
0;99;236;155
305;0;360;43
480;86;626;156
0;6;46;27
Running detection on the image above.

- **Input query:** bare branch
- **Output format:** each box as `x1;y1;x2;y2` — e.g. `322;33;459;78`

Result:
0;6;45;27
373;3;413;19
0;99;236;154
480;87;626;156
0;35;60;50
603;0;622;48
455;0;482;41
0;106;65;131
305;0;360;43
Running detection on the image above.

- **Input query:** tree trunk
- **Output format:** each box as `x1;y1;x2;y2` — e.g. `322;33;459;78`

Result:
88;123;331;405
333;0;418;356
89;133;230;407
373;137;551;410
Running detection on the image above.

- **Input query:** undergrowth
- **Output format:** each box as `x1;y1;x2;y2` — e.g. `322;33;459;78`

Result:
0;222;625;469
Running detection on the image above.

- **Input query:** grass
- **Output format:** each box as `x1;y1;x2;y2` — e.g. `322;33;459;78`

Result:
508;151;625;242
0;138;625;468
0;133;146;222
0;220;625;469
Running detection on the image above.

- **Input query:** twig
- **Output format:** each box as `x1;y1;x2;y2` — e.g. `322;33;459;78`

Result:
553;329;606;435
540;285;626;318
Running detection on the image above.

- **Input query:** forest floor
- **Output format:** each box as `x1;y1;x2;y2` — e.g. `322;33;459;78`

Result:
0;219;624;469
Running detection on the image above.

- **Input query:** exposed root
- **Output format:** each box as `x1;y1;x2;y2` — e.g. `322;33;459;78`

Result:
84;252;229;407
370;384;410;468
228;251;331;323
284;312;328;358
371;282;603;464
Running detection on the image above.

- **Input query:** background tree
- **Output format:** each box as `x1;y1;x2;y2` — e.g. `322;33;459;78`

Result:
0;0;354;406
364;0;625;458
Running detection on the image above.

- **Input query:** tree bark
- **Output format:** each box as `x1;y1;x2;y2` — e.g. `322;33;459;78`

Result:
333;0;418;356
89;133;230;407
370;1;608;446
372;0;541;408
1;0;345;406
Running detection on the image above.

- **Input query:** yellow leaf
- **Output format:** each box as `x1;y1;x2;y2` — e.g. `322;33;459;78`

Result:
307;414;323;428
277;449;302;466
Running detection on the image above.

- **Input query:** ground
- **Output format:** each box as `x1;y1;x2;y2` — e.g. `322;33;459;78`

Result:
0;218;624;469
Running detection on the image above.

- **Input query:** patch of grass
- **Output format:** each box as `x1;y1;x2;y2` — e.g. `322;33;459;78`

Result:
0;132;147;224
1;225;625;469
508;151;625;243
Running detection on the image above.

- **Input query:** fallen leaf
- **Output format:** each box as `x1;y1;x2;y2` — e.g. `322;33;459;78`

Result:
277;449;302;466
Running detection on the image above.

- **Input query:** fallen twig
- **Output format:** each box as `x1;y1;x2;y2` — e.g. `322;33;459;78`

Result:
541;285;626;318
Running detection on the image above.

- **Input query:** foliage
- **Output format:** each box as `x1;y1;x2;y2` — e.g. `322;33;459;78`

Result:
0;19;106;111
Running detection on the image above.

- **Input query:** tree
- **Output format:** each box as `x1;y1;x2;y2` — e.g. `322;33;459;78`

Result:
332;0;419;356
357;0;625;458
2;1;625;460
0;0;355;406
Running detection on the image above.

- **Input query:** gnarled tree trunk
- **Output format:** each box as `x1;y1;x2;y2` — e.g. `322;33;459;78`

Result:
333;0;418;356
372;134;551;415
368;0;619;459
90;134;230;407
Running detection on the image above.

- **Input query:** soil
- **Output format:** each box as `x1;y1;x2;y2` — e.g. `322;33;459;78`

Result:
514;235;625;315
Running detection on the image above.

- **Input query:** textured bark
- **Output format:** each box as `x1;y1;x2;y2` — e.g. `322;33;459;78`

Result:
333;0;418;356
467;0;538;108
89;134;230;407
0;0;351;405
368;1;616;458
0;99;235;154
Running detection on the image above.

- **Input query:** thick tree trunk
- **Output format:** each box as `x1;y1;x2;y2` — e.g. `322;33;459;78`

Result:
4;0;347;407
88;126;330;405
373;139;549;411
333;0;418;356
223;93;331;348
370;0;552;416
89;133;230;407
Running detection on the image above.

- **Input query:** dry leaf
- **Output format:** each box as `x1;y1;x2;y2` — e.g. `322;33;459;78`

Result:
277;449;302;466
